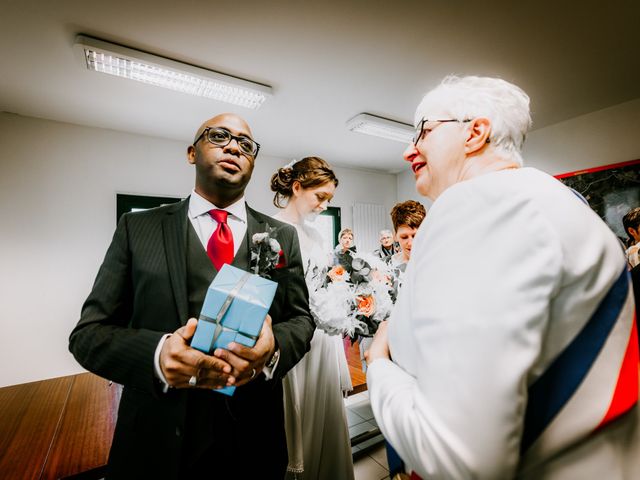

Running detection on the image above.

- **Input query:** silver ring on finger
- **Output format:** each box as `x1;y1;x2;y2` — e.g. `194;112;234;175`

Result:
250;368;257;379
188;375;197;387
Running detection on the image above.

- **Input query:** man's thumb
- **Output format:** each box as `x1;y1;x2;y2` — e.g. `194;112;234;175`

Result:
178;317;198;342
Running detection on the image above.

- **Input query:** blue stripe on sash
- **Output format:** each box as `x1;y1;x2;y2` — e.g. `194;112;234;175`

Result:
520;267;629;453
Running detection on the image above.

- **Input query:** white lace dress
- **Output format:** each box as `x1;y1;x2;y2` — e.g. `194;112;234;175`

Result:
275;214;354;480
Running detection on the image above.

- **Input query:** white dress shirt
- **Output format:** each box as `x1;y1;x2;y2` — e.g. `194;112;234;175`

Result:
187;189;247;254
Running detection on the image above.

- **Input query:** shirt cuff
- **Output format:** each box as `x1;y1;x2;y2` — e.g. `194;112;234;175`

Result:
261;349;281;380
154;334;172;393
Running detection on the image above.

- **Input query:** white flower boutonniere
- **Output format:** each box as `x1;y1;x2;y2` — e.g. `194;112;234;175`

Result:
250;224;285;278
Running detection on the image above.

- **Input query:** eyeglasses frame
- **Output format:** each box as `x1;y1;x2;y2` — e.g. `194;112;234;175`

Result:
193;126;261;157
412;118;472;145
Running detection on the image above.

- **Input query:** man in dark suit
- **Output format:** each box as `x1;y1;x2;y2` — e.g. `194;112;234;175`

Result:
69;113;315;479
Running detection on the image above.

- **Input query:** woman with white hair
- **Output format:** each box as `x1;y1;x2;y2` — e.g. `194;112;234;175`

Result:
366;76;640;479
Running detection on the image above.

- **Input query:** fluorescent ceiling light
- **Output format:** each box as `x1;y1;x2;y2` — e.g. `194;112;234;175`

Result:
74;34;272;110
346;113;413;143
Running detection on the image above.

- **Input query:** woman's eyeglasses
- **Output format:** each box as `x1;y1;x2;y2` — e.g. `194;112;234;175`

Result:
412;118;471;145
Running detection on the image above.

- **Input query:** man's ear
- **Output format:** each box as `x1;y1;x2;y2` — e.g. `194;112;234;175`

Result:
464;117;491;155
187;145;196;165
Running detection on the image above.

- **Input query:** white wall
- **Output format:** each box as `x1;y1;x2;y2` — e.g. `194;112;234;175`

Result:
396;168;432;207
523;98;640;175
330;166;399;232
0;112;396;387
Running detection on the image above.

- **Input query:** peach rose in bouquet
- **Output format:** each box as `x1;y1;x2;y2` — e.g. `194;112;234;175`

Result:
327;264;349;283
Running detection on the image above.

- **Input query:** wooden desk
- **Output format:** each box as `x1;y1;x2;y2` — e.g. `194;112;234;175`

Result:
0;373;121;480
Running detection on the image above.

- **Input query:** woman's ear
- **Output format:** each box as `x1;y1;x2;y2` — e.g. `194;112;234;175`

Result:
464;117;491;154
292;180;302;197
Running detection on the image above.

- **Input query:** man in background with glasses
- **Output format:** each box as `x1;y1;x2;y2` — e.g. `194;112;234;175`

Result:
69;113;314;479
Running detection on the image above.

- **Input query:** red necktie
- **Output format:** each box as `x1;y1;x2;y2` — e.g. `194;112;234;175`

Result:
207;209;234;270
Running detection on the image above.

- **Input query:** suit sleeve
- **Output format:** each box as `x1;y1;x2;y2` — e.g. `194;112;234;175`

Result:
270;225;315;376
68;214;166;395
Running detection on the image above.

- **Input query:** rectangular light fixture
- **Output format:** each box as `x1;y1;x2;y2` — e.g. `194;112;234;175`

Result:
346;113;414;143
74;34;272;110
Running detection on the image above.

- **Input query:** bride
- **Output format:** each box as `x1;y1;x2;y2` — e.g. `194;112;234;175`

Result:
270;157;355;480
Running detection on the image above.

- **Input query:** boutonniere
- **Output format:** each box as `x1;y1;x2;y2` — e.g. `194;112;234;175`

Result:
250;224;285;278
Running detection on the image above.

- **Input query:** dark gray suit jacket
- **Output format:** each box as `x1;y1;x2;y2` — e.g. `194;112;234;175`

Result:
69;198;314;478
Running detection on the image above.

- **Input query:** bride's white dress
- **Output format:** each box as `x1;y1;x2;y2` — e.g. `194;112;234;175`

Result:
275;213;354;480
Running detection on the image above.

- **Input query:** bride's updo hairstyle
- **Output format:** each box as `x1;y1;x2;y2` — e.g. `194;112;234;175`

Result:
270;156;339;208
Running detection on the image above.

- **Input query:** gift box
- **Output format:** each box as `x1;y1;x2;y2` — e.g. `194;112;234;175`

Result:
190;264;278;396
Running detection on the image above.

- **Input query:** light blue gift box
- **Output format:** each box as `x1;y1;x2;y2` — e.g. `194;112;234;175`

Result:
190;264;278;396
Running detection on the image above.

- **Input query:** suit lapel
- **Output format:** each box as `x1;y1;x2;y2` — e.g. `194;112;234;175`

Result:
234;203;265;271
162;199;189;325
231;233;249;271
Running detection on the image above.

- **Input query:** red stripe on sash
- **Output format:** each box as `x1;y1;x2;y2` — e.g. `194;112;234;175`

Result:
597;315;639;429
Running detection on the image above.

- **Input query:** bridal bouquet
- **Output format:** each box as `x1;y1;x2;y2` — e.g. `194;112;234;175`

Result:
307;253;397;337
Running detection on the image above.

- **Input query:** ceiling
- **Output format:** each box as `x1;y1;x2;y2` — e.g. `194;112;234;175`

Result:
1;0;638;173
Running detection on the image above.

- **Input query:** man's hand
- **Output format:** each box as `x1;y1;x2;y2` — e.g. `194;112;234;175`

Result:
365;320;390;365
160;318;235;389
213;315;276;387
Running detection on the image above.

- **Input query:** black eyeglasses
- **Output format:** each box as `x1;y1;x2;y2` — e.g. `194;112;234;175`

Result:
412;118;471;145
194;127;260;157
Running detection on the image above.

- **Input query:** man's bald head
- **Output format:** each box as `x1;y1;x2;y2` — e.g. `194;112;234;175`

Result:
193;113;253;144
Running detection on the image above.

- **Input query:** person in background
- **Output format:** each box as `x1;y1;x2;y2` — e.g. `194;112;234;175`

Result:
377;200;427;478
333;227;356;268
373;229;399;259
270;157;354;480
366;75;640;479
622;207;640;348
360;201;427;375
623;207;640;267
387;200;426;270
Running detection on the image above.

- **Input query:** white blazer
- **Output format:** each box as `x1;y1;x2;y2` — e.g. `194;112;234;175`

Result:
368;168;640;479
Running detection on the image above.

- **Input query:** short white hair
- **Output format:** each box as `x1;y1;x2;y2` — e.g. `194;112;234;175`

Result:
379;229;393;237
415;75;532;166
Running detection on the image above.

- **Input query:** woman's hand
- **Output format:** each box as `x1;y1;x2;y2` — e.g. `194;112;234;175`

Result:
365;320;390;365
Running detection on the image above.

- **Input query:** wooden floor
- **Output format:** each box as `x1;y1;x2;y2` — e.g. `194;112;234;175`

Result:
344;338;368;395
